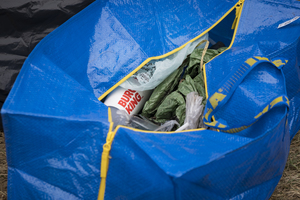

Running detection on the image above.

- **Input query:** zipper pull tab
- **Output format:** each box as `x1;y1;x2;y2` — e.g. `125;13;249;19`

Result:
231;0;244;29
101;143;111;178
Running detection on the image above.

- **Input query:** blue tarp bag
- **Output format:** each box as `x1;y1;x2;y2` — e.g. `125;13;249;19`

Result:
1;0;300;199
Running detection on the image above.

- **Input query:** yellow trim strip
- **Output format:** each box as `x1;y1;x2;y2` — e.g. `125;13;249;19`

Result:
245;58;257;66
98;2;240;101
254;56;269;61
223;124;252;133
270;96;284;109
272;59;286;67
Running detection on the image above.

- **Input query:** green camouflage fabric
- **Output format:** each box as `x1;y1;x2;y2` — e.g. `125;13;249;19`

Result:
142;47;226;125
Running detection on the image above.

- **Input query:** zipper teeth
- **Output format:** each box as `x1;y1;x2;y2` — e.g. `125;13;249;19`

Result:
99;3;244;198
98;1;241;101
103;1;244;135
112;124;207;134
204;0;244;100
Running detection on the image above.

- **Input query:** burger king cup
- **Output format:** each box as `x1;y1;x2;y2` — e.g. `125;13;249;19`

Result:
104;87;152;115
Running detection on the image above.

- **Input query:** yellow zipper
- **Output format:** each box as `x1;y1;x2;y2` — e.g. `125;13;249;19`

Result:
98;1;245;199
98;0;244;102
203;0;244;100
231;0;244;30
98;108;114;200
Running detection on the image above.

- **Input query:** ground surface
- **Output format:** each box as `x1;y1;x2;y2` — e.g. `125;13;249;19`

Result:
0;131;299;200
0;132;7;200
270;132;300;199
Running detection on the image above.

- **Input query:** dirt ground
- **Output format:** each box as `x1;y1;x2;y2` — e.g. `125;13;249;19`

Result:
0;131;299;200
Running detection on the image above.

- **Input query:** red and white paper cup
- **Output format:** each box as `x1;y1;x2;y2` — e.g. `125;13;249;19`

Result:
104;87;152;115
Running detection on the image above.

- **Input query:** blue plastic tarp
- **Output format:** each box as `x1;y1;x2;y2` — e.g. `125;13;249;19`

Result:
1;0;300;199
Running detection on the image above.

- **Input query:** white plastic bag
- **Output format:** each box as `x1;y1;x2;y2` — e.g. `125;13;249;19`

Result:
176;92;204;131
110;107;160;131
120;33;209;91
154;120;179;132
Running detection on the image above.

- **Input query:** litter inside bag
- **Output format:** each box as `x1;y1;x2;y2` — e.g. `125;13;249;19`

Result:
110;106;179;131
154;120;180;132
141;45;226;126
107;36;227;132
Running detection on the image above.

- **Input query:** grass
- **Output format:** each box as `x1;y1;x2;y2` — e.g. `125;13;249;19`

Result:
0;131;299;199
270;133;300;199
0;132;7;200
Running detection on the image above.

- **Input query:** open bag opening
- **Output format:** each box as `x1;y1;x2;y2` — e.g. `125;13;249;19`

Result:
98;4;241;133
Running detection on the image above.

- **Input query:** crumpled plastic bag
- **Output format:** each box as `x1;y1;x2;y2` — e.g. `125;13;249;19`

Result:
182;92;204;130
120;33;208;91
110;107;160;131
154;120;180;132
110;107;131;130
110;106;180;132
